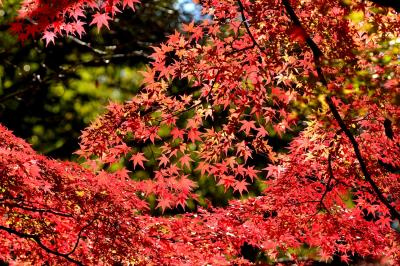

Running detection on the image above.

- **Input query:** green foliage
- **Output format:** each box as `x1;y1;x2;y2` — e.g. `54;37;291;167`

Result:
0;0;182;159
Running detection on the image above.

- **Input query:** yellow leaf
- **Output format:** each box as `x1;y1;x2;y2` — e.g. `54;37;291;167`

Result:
348;11;364;23
75;190;85;197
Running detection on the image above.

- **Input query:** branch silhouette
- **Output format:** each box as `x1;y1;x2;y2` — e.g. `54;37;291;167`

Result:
281;0;400;222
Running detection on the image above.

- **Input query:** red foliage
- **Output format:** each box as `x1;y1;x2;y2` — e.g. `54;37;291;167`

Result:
2;0;400;264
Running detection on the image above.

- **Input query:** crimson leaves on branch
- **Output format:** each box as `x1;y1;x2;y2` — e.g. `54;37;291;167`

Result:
1;0;399;265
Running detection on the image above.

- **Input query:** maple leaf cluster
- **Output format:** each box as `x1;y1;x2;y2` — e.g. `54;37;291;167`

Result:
10;0;140;44
0;125;150;264
1;0;400;265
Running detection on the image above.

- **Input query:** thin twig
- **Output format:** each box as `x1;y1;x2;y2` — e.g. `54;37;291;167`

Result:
7;203;73;218
68;36;108;55
236;0;268;57
317;153;334;212
65;217;97;256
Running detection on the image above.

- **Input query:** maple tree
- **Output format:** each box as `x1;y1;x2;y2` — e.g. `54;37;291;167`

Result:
1;0;400;265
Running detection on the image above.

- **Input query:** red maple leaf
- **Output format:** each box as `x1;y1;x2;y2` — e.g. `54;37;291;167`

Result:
288;25;307;43
217;175;235;191
90;13;111;31
72;20;86;38
170;127;185;140
42;31;56;46
234;179;249;195
176;175;197;193
179;154;193;169
123;0;140;10
158;154;169;167
240;120;256;135
157;197;172;213
195;161;210;176
130;152;148;169
187;128;201;143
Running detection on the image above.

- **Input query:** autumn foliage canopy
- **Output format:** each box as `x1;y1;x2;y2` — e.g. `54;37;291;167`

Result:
1;0;399;264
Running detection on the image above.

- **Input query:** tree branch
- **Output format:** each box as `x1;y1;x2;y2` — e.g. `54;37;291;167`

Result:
6;202;73;218
236;0;268;57
281;0;400;222
65;218;97;256
325;96;400;221
0;225;83;265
